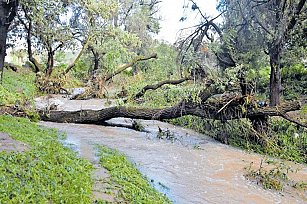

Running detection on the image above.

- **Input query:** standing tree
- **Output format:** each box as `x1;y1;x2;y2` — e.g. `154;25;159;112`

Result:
217;0;306;105
0;0;19;82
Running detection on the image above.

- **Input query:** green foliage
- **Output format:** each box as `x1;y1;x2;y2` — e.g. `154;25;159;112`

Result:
0;115;93;203
97;146;171;204
281;64;307;99
0;69;37;106
245;158;300;191
171;116;307;164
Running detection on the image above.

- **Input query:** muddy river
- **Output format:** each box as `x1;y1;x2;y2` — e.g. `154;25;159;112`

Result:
37;95;307;203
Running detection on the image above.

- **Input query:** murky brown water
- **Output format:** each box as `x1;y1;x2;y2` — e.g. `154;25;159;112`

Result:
37;96;307;203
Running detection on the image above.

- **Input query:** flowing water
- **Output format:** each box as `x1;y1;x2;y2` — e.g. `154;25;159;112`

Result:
37;95;307;203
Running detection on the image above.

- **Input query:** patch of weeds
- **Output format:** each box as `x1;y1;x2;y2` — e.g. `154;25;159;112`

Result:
193;145;203;150
97;145;171;204
293;181;307;191
157;127;176;142
0;115;93;203
244;158;300;191
132;120;145;131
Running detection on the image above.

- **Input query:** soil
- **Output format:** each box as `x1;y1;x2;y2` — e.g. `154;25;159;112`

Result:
0;132;29;153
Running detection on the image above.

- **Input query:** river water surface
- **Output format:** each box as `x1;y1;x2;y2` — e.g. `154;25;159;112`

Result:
38;95;307;203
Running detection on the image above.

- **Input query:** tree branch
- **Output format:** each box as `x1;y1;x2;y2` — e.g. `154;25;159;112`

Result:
64;35;92;75
104;53;157;81
134;76;192;98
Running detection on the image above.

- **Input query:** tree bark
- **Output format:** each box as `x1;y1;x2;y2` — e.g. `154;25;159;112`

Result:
39;95;301;125
269;44;282;106
0;0;19;82
0;24;8;81
88;45;101;73
46;47;54;77
135;76;192;98
25;19;42;73
104;53;157;81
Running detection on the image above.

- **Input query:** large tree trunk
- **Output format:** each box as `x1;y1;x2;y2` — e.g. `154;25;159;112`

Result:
0;1;19;82
0;22;8;82
88;46;100;73
39;92;301;126
269;44;282;106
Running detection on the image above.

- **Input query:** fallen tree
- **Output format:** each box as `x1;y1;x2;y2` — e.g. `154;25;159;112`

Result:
134;76;192;98
39;84;304;131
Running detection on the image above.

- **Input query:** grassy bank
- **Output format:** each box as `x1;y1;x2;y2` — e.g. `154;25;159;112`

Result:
97;146;171;204
0;115;93;203
0;69;37;106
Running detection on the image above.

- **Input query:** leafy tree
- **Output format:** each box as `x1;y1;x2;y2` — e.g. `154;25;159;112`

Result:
182;0;306;105
217;0;306;105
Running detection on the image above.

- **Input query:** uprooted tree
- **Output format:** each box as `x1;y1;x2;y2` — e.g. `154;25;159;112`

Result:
39;79;306;133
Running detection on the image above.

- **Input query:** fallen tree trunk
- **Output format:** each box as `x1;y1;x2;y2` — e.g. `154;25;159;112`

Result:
39;94;301;125
104;53;157;82
134;76;192;98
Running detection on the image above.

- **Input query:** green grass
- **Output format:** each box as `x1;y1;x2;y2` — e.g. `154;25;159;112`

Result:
97;146;171;204
0;115;93;203
0;69;37;106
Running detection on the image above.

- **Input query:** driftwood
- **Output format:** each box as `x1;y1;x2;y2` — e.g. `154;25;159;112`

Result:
134;76;192;98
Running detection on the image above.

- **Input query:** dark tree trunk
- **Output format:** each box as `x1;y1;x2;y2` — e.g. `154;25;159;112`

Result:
0;1;19;82
269;44;282;106
89;46;100;73
24;20;41;73
0;23;8;81
46;48;54;77
39;94;301;126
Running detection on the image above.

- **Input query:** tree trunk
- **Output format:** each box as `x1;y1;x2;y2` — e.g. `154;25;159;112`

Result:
26;21;41;73
0;1;19;82
46;49;54;77
39;95;301;125
88;46;100;73
0;22;8;82
269;44;282;106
